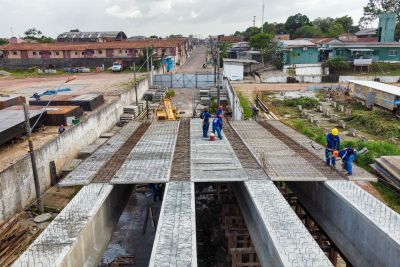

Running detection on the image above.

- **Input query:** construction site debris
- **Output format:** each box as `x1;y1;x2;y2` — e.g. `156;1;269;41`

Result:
29;93;104;111
0;95;26;110
371;156;400;192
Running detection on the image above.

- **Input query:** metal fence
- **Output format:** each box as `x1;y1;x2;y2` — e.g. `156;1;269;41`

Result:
153;73;222;88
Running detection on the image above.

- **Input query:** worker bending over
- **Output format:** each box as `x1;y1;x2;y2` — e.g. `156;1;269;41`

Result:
216;105;224;117
340;145;358;175
212;114;223;140
200;108;211;138
325;128;340;167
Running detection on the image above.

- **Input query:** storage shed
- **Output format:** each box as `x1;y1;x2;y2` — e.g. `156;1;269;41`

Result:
223;59;262;81
349;80;400;115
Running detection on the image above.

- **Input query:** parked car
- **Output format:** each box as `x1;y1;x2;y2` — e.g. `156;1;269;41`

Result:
112;60;126;72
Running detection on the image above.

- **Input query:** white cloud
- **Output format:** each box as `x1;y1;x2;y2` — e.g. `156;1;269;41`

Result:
106;4;142;19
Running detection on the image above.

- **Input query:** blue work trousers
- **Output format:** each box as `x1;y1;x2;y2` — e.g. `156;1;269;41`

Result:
212;125;222;140
202;121;210;137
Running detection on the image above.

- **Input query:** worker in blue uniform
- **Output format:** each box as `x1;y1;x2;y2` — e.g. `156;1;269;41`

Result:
340;146;358;175
212;114;223;140
216;106;224;116
200;108;211;138
325;128;340;167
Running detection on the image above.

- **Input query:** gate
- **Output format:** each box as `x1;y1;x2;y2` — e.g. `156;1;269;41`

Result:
153;73;221;88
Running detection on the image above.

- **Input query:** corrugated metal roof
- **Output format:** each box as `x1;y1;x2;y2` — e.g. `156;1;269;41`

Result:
280;40;317;47
330;42;400;48
57;31;125;39
355;28;377;36
349;80;400;96
0;39;185;51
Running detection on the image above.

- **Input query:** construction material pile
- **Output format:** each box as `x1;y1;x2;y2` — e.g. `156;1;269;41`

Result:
371;156;400;191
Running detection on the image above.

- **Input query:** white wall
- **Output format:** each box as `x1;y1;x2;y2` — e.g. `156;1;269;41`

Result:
0;79;148;224
224;63;244;81
339;76;400;83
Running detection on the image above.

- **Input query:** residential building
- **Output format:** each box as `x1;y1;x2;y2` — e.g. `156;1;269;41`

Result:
218;35;243;43
280;40;319;65
57;31;127;43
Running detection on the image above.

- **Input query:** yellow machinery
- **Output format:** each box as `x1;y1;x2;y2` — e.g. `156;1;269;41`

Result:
156;98;178;120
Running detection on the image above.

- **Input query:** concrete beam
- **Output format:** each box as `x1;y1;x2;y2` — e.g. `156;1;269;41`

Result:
149;182;197;267
231;121;327;181
190;119;248;182
288;181;400;267
13;184;132;267
233;181;332;267
59;121;142;186
111;121;179;184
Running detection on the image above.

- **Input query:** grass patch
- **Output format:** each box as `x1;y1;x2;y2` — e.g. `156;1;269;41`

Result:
371;182;400;213
0;67;66;78
237;92;253;119
337;63;400;76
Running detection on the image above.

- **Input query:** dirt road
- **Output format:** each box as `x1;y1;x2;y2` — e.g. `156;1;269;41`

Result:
175;46;210;74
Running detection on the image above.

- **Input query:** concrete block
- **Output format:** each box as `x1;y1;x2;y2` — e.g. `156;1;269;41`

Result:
298;105;303;111
317;105;323;112
348;128;357;137
339;120;346;129
338;105;345;112
314;120;321;127
330;115;339;123
331;101;337;108
61;159;82;173
345;108;352;116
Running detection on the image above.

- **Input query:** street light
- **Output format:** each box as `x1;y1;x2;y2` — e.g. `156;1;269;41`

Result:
24;76;77;214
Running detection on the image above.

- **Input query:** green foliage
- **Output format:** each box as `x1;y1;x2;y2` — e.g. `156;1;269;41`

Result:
218;42;232;60
372;182;400;213
23;28;54;43
262;22;277;35
284;13;311;37
396;22;400;41
0;38;8;45
322;58;349;73
313;17;336;33
294;25;323;38
165;89;176;99
282;97;320;109
242;27;262;41
327;23;346;38
237;92;253;119
249;33;273;50
362;0;400;23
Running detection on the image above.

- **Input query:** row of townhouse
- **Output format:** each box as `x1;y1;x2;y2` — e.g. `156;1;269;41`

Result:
0;38;190;67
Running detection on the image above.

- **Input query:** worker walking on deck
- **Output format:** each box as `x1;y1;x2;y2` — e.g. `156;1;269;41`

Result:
216;106;224;117
58;125;65;135
212;114;223;140
340;145;358;175
251;105;258;121
325;128;340;167
200;108;211;138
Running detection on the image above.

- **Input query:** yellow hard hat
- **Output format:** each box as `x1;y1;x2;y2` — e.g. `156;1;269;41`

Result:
332;128;339;136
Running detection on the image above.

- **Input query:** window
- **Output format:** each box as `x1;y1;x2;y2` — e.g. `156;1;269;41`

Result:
56;52;60;55
39;52;43;55
125;50;128;54
389;49;398;57
119;50;122;54
98;50;103;54
82;52;85;55
49;52;52;55
33;51;37;55
13;51;17;55
75;52;78;55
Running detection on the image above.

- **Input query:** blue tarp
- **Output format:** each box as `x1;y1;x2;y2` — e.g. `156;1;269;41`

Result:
30;88;71;98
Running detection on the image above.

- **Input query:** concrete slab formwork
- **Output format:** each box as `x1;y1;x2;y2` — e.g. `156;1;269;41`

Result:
190;119;248;182
233;181;332;267
13;184;132;267
149;182;197;267
59;122;142;186
267;120;377;182
288;180;400;267
111;121;179;184
230;121;327;181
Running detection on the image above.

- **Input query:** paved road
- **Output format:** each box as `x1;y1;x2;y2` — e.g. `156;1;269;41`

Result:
175;46;211;74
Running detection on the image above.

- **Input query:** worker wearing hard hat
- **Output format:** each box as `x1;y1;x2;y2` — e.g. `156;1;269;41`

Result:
200;108;211;138
340;145;358;175
212;114;223;140
325;128;341;167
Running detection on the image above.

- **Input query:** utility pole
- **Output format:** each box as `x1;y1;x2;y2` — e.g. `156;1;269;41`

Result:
133;62;138;106
150;54;153;86
23;103;43;214
217;49;221;106
261;0;265;33
146;47;150;86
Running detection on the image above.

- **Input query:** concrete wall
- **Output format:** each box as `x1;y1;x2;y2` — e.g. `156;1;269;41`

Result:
224;63;244;81
288;181;400;267
225;79;244;121
339;75;400;83
0;79;148;224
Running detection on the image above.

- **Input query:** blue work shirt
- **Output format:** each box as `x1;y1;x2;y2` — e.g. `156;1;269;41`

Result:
326;133;340;150
216;107;223;116
340;148;358;163
200;112;211;123
213;117;223;128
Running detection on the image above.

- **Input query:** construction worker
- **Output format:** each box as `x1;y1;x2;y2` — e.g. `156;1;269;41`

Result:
148;183;164;202
58;125;65;135
212;114;223;140
200;108;211;138
325;128;340;167
340;145;358;175
251;105;258;121
216;105;224;117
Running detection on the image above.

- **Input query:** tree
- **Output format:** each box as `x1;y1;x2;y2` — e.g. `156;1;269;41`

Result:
362;0;400;23
294;25;323;38
275;23;286;34
396;22;400;41
23;28;43;40
70;29;80;32
0;39;8;45
284;13;311;37
149;35;159;39
262;22;276;35
243;27;261;41
313;17;335;33
335;16;355;33
322;58;349;74
249;33;273;50
328;23;345;37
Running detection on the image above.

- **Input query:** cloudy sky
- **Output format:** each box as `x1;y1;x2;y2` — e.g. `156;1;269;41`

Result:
0;0;368;38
